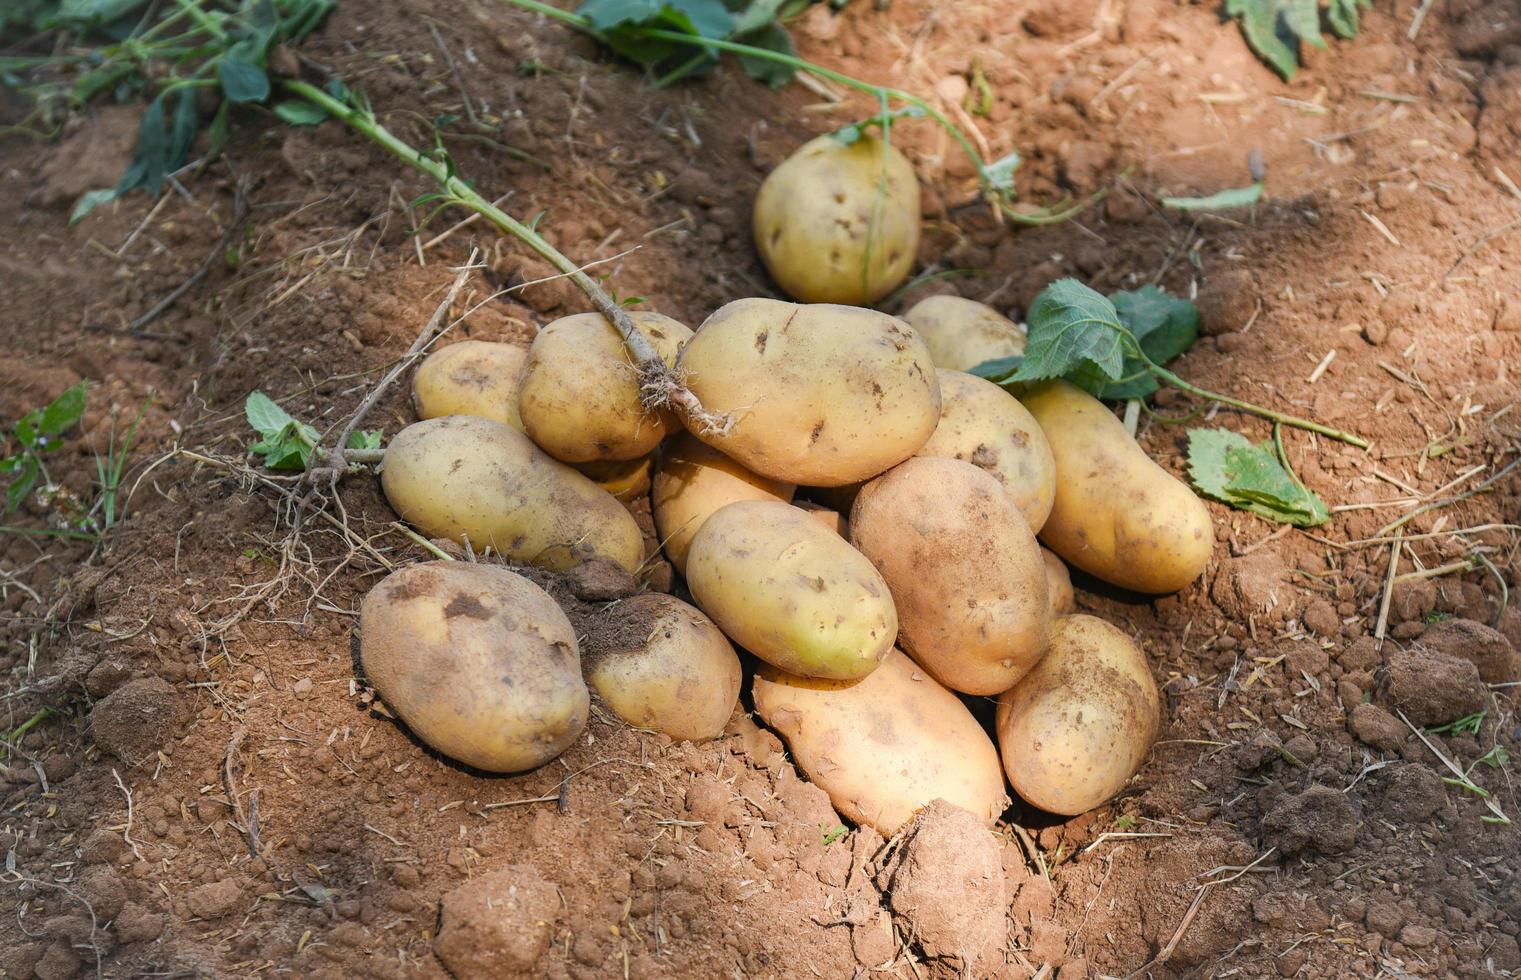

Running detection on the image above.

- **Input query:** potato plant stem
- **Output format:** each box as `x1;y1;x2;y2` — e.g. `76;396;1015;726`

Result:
1148;364;1369;449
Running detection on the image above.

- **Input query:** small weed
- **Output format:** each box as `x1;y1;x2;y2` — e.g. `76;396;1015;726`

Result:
1429;711;1486;738
246;390;377;470
1425;610;1455;625
1112;814;1137;831
91;399;150;530
820;823;847;846
1;381;87;515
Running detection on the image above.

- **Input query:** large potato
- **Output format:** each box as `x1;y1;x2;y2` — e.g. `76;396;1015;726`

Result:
412;340;528;430
677;298;940;486
518;311;692;462
902;295;1025;372
1041;548;1075;617
582;594;740;741
360;561;586;773
1021;380;1214;594
686;500;895;680
753;134;920;305
917;369;1056;532
753;649;1007;834
382;415;643;573
651;432;794;574
851;457;1048;695
995;615;1160;815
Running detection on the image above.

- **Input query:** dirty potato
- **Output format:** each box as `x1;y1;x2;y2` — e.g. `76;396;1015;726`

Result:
1041;548;1075;617
901;295;1026;372
412;340;529;430
651;432;795;574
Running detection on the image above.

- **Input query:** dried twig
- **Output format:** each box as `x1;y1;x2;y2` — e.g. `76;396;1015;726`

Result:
1125;848;1277;978
129;183;249;333
110;768;144;862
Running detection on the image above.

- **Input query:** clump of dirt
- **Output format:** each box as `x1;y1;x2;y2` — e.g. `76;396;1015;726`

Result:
1380;648;1488;726
434;865;560;976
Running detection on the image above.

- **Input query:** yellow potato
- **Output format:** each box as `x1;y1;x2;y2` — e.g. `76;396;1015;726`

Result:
360;561;587;773
518;311;692;462
851;457;1048;695
573;455;653;503
412;340;528;430
902;295;1026;372
583;594;740;741
1021;380;1214;594
794;500;847;537
651;432;795;575
1041;548;1075;617
382;415;644;573
917;369;1056;532
686;500;895;680
677;298;940;486
995;615;1160;815
753;133;920;305
753;649;1008;834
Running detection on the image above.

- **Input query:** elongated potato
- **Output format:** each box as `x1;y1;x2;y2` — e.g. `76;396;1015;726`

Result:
995;615;1160;815
1041;548;1075;617
902;295;1025;372
686;500;895;680
573;455;653;503
519;311;692;462
360;562;587;773
1021;380;1214;593
753;649;1008;834
382;415;644;573
917;369;1056;532
677;298;940;486
412;340;529;430
651;432;795;574
851;457;1048;695
582;594;740;741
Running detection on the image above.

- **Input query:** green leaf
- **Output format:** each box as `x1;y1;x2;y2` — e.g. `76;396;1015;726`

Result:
980;152;1021;194
4;456;40;514
69;188;119;224
579;0;664;31
273;100;328;125
245;391;296;437
346;430;381;451
1187;428;1329;526
1225;0;1301;80
245;392;320;469
1284;0;1324;49
38;381;87;436
1162;181;1265;211
56;0;144;23
1012;279;1128;385
1327;0;1369;39
734;21;795;89
1094;286;1199;399
168;86;199;171
219;58;270;103
1476;745;1510;770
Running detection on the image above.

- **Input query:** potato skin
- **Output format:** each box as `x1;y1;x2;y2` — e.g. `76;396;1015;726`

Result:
753;134;920;305
851;457;1049;695
917;369;1056;532
583;594;740;741
518;311;692;462
677;298;941;486
1021;380;1215;594
651;432;795;575
794;500;847;537
902;295;1025;372
686;500;895;680
995;615;1160;815
412;340;529;430
1041;548;1075;617
382;415;644;573
753;649;1008;834
573;455;653;503
360;561;587;773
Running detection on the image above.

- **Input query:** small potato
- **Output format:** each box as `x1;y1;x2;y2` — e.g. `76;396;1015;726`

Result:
360;561;587;773
917;369;1056;532
382;415;643;573
902;295;1025;372
753;648;1008;834
687;500;895;680
582;594;740;741
519;311;692;462
753;134;920;305
794;500;847;537
1021;380;1214;594
651;432;795;574
851;457;1048;695
1041;548;1075;617
411;340;529;430
677;298;940;486
573;455;653;503
995;615;1160;815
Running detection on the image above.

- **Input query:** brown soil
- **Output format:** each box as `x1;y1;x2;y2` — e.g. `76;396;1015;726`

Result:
4;0;1521;977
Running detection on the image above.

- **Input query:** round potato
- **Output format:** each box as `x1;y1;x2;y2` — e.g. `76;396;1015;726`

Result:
382;415;643;573
753;133;920;305
851;457;1048;695
677;298;940;486
1021;380;1215;594
753;648;1008;834
582;594;740;741
519;311;692;462
794;500;847;537
1042;548;1075;617
651;432;795;574
360;561;587;773
412;340;528;430
573;455;653;503
995;614;1160;815
917;369;1056;532
687;500;895;680
901;295;1026;372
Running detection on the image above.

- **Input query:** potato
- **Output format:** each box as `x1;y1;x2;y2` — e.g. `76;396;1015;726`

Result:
851;457;1048;695
753;134;920;305
518;311;692;462
995;615;1160;815
582;594;740;741
573;455;653;503
677;298;940;486
1041;548;1075;617
917;369;1056;532
794;500;847;537
382;415;643;573
360;561;586;773
651;432;795;574
901;295;1025;372
753;649;1007;834
1021;380;1214;594
412;340;529;430
687;500;895;680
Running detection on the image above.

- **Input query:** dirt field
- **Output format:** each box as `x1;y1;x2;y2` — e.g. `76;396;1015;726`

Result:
3;0;1521;977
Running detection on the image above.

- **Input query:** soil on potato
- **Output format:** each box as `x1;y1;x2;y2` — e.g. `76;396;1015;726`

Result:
3;0;1521;977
